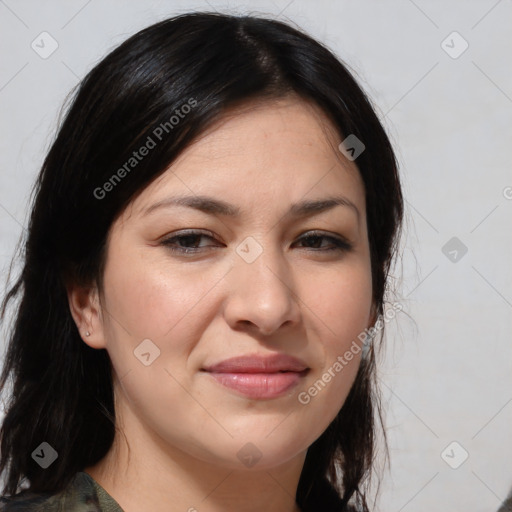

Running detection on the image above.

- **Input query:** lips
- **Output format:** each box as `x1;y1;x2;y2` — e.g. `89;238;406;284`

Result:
201;354;310;399
202;353;309;373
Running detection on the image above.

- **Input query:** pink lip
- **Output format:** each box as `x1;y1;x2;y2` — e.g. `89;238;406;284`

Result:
202;354;310;399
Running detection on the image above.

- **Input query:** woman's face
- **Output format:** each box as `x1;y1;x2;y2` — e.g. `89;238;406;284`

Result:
84;97;374;470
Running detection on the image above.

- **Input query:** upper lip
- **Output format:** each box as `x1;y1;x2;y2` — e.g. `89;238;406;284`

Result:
202;353;309;373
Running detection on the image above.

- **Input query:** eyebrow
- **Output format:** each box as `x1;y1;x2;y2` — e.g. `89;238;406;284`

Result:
142;194;360;221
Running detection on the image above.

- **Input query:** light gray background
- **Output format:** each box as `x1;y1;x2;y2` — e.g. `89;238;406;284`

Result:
1;1;511;511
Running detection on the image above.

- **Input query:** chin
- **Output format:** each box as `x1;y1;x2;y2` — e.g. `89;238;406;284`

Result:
210;432;310;471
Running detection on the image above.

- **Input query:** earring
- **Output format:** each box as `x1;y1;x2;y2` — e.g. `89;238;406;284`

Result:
85;331;91;337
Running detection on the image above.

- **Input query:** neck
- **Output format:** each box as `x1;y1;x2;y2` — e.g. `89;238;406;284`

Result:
85;398;305;512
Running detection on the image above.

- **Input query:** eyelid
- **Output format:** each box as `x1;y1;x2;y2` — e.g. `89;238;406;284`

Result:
164;228;216;239
159;229;219;252
300;229;353;244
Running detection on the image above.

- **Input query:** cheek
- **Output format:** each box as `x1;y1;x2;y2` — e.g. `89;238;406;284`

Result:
98;245;229;393
303;259;373;343
100;254;218;411
103;248;217;342
298;261;372;405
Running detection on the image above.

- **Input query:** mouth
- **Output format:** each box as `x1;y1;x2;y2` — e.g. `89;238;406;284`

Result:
201;353;310;399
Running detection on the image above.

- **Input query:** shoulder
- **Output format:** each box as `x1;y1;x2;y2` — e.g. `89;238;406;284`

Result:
0;472;106;511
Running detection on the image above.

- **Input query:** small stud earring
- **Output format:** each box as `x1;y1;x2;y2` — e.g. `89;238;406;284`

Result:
85;331;91;337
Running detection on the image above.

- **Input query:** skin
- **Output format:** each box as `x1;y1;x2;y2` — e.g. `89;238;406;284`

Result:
68;96;376;512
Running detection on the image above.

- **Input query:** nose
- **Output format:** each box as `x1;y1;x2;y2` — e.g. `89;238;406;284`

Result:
222;240;301;337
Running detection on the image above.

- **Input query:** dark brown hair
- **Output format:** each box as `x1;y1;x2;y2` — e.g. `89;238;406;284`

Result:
0;12;403;511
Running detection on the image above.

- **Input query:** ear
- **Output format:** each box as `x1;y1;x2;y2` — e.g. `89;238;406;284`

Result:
66;282;106;349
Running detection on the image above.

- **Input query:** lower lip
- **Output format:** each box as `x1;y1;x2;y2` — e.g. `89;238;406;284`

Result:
205;371;307;399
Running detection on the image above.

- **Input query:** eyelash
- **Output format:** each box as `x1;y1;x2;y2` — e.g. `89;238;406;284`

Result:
160;230;352;255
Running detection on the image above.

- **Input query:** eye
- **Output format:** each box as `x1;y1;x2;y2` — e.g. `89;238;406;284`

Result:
294;231;353;252
160;230;219;254
160;230;353;255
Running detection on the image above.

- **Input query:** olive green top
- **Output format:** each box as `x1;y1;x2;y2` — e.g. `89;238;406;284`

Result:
0;471;367;511
0;472;123;511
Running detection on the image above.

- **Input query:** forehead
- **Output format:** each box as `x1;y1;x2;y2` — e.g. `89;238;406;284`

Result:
173;96;347;167
124;96;365;223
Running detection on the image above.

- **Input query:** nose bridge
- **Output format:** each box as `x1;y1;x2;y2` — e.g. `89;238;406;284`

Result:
234;234;290;295
224;234;299;333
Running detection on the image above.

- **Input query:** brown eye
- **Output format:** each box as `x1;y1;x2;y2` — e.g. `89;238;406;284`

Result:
160;230;353;256
160;230;220;254
295;232;353;252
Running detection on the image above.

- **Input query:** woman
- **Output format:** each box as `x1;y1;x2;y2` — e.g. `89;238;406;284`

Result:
0;11;403;512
